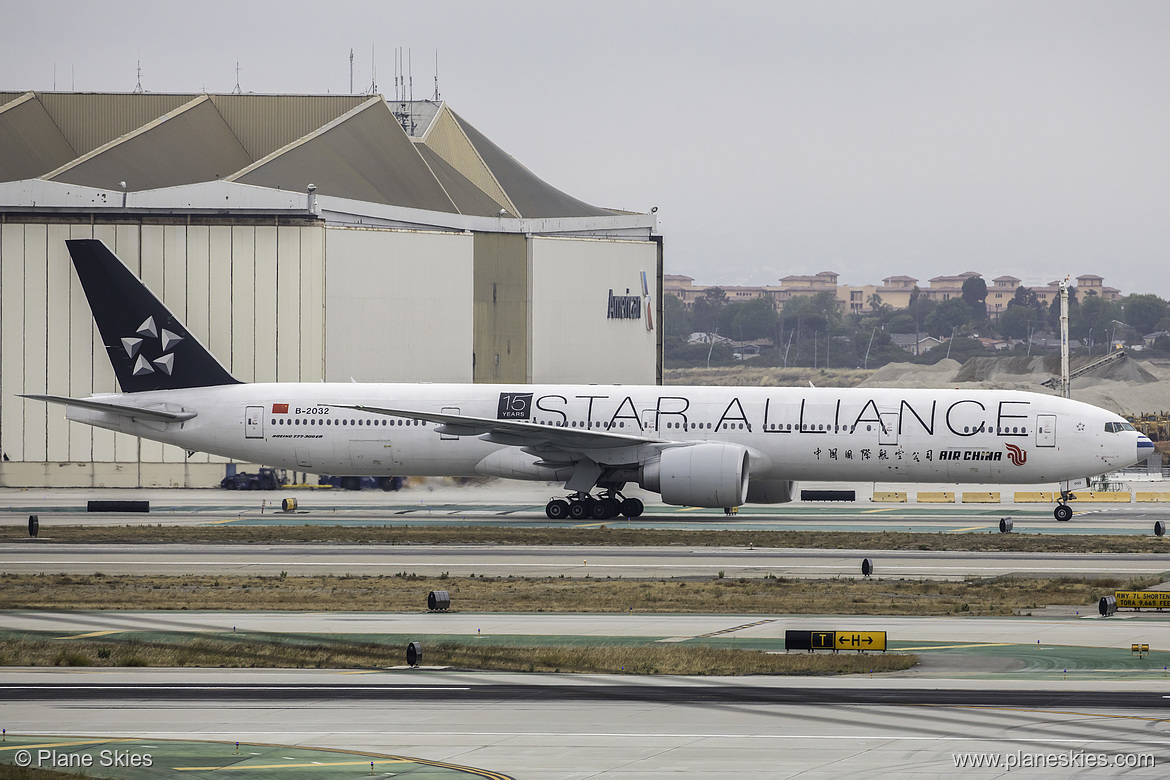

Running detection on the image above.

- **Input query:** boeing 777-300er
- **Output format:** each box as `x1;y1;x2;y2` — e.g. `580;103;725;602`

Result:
24;240;1155;522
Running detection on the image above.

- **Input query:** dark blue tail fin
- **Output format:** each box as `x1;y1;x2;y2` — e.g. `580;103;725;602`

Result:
66;239;240;392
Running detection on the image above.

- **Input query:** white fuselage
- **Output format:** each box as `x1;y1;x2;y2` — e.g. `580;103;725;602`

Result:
65;383;1144;487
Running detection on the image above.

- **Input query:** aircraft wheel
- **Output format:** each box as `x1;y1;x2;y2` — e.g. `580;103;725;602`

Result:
545;499;569;520
620;497;644;518
568;501;589;520
592;498;620;520
1054;504;1073;522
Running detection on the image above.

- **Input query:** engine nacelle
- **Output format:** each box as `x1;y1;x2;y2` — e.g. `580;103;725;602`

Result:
640;442;749;508
746;479;797;504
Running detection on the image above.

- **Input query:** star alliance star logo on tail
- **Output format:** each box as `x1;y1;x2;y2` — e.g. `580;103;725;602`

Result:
121;316;183;377
1005;443;1027;467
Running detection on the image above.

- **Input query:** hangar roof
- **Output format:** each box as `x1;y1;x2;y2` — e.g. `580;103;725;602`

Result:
0;91;621;220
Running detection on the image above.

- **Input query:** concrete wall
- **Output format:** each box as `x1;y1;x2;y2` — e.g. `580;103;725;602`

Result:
529;236;659;385
323;226;474;383
473;233;528;384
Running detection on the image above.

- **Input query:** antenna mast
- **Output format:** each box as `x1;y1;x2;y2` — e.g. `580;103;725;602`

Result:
133;60;143;93
232;61;242;94
369;44;377;94
349;48;354;93
433;51;440;102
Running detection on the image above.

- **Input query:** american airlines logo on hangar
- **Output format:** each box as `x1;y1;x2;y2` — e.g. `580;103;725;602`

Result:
606;271;655;331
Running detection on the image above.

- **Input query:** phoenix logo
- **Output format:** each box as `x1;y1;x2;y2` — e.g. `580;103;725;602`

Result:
1005;443;1027;467
121;316;183;377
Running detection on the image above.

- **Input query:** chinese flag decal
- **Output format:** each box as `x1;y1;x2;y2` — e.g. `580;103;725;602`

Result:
272;403;289;414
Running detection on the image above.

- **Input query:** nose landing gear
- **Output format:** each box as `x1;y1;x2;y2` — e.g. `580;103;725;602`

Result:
544;491;644;520
1054;491;1073;522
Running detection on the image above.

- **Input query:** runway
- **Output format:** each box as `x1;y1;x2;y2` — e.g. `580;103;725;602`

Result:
4;483;1170;535
5;541;1170;580
5;484;1170;777
8;610;1169;650
3;669;1168;778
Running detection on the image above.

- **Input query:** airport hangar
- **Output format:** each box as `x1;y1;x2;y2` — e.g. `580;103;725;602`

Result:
0;91;661;488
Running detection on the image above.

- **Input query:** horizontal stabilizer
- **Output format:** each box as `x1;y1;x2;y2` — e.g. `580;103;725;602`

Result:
20;394;197;422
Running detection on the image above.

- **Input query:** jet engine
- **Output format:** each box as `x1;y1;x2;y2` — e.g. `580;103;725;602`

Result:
640;442;749;508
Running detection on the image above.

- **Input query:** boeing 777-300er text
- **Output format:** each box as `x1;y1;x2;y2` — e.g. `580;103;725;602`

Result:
24;240;1155;522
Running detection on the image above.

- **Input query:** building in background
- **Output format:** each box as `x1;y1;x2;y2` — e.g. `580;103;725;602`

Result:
0;91;661;487
667;269;1124;319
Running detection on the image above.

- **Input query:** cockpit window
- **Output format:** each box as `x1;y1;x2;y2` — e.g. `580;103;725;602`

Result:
1105;422;1136;433
1105;422;1119;433
1121;422;1136;432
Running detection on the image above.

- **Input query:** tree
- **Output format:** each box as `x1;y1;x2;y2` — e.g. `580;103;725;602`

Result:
961;276;988;320
887;313;917;333
781;294;827;332
662;293;692;341
925;298;973;338
730;297;777;341
1007;285;1044;316
996;304;1034;340
691;287;726;335
906;294;937;335
867;292;891;319
811;290;844;329
1123;294;1169;336
1071;294;1121;346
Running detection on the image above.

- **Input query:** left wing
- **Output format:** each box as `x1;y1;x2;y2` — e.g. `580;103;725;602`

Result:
324;403;665;452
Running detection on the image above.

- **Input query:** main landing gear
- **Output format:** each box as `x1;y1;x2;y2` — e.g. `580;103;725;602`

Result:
545;491;644;521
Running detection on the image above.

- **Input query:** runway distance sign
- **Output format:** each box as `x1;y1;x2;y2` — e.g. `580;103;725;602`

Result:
785;630;887;653
1115;591;1170;610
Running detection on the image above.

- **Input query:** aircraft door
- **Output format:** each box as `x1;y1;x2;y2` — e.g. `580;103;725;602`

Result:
245;406;264;439
1036;414;1056;447
879;412;899;445
640;408;657;433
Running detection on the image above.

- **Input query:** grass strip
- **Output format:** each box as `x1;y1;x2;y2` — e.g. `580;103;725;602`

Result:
0;767;94;780
0;634;914;676
0;573;1152;615
9;525;1170;553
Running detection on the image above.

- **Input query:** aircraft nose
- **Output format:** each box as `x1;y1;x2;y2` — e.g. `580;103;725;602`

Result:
1137;434;1155;463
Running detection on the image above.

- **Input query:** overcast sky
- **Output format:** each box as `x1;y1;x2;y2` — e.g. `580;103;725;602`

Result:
5;1;1169;297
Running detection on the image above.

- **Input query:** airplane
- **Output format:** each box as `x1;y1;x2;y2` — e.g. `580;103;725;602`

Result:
23;239;1155;523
